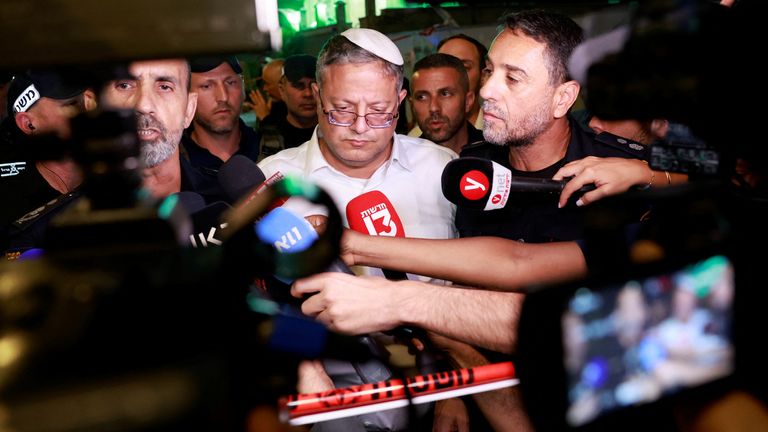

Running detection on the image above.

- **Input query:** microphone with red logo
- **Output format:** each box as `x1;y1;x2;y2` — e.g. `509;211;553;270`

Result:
345;191;408;280
441;157;596;210
345;191;435;351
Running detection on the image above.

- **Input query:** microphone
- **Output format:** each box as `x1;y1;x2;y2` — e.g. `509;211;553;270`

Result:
440;157;596;210
217;155;267;203
345;191;408;280
346;190;406;238
256;206;356;282
188;201;232;248
174;191;206;214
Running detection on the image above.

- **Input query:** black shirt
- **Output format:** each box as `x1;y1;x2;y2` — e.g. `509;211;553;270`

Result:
455;116;648;243
180;118;261;203
258;116;316;160
0;118;61;227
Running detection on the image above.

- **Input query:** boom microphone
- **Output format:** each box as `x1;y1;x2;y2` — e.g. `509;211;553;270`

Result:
441;157;596;210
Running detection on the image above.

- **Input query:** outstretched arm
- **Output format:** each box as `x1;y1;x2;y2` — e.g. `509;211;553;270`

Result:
292;273;523;354
343;232;587;291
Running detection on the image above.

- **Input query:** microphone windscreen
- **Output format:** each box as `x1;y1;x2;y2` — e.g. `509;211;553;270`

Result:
441;157;506;210
345;190;405;237
174;191;206;214
188;201;232;248
218;155;267;202
255;207;318;254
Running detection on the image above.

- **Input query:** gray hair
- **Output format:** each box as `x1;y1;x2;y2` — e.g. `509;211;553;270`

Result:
316;35;404;93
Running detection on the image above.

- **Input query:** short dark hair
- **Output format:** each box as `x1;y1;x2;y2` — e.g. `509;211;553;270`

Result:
412;53;469;94
437;34;488;71
503;10;583;85
316;35;403;94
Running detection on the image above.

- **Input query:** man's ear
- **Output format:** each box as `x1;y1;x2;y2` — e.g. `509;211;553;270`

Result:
183;92;198;128
552;80;580;119
464;90;475;116
398;88;408;105
311;81;320;98
15;112;35;134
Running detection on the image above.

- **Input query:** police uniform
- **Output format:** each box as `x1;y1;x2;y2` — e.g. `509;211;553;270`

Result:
456;116;649;242
180;118;261;203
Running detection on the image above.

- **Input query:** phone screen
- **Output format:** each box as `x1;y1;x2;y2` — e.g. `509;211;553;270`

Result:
563;255;734;426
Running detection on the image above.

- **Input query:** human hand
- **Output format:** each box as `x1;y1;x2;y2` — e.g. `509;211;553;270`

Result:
291;272;402;335
432;398;470;432
553;156;652;207
304;214;327;234
246;89;272;121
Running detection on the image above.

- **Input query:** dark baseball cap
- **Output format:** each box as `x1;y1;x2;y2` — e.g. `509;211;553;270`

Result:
8;70;88;115
189;56;243;74
282;54;317;83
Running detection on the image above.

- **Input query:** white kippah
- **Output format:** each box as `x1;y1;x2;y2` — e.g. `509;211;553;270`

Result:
341;28;404;66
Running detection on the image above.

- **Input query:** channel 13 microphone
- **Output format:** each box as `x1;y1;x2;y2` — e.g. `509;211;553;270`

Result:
346;190;405;238
441;157;595;210
346;191;408;281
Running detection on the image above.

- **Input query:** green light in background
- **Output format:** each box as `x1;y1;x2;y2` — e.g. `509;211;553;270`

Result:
281;8;301;32
316;3;329;26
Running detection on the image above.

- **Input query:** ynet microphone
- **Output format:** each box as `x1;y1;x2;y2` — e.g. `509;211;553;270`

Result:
441;157;596;210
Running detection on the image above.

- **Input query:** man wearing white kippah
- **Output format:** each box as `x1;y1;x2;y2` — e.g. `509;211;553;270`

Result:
258;28;458;431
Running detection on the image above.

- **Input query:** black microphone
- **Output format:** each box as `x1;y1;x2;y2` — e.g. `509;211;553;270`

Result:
188;201;232;248
174;191;206;214
217;154;267;203
441;157;596;210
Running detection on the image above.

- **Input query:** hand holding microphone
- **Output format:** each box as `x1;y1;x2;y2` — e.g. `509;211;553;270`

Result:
440;157;596;210
553;156;657;208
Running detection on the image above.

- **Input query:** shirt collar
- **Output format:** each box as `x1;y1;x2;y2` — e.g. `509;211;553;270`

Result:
304;130;412;176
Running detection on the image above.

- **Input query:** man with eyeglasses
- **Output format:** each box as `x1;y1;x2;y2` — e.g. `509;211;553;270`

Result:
258;54;319;160
258;29;456;249
257;28;457;432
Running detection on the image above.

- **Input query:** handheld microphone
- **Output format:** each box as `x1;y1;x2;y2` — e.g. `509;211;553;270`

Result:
217;154;267;203
346;191;405;238
174;191;206;214
188;201;232;248
441;157;596;210
256;207;355;280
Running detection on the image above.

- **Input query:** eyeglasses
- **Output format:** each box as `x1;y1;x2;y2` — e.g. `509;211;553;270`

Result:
319;97;399;129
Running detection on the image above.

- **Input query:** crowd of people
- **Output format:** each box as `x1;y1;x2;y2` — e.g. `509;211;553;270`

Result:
1;2;765;431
